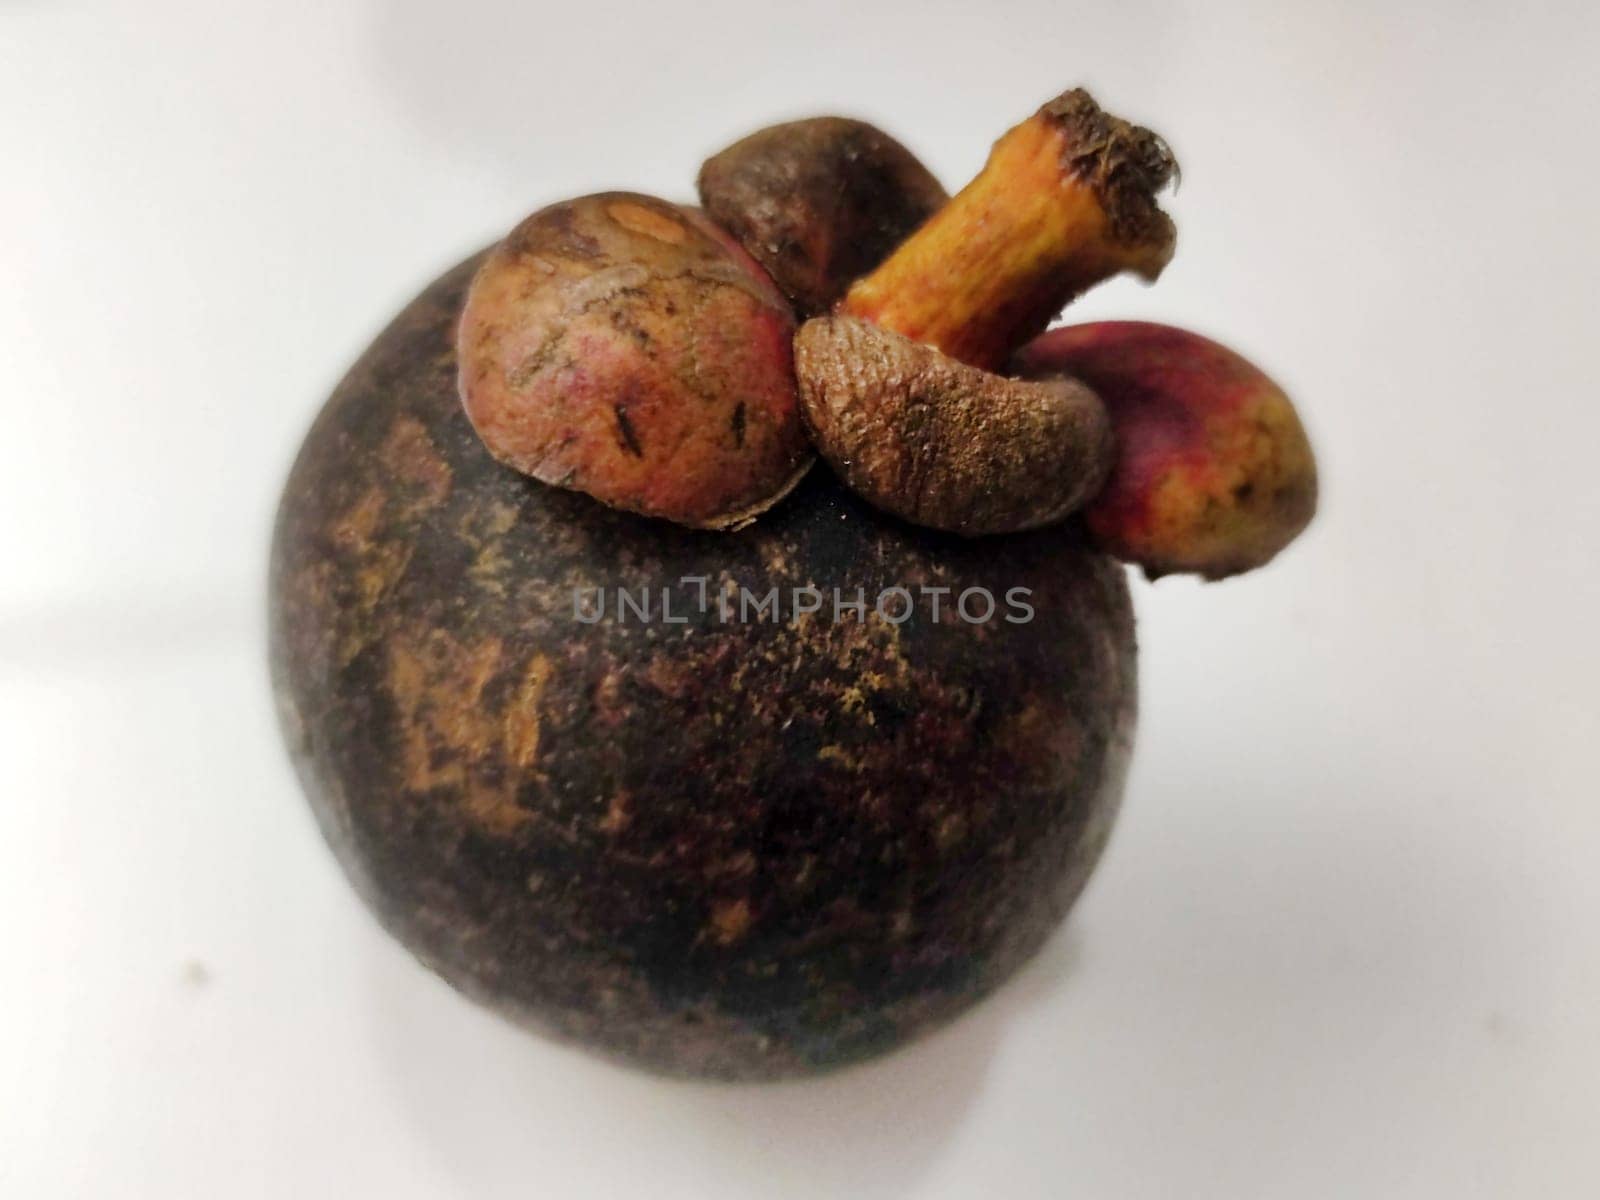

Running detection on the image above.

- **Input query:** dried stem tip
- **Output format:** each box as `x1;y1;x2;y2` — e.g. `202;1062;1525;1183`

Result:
840;88;1177;372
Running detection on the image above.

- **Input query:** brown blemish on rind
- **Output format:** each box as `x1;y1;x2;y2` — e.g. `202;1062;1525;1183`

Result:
606;200;688;244
269;252;1138;1080
598;790;632;835
386;633;492;785
708;898;754;946
332;486;385;550
379;415;453;516
381;632;555;836
504;654;552;769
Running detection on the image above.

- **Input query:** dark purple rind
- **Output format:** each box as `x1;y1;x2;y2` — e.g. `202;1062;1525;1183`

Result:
268;253;1138;1080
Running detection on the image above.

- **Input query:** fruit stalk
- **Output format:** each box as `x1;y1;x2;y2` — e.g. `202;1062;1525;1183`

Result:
839;89;1177;371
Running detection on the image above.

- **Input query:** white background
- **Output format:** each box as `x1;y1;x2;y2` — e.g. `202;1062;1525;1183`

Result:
4;1;1598;1195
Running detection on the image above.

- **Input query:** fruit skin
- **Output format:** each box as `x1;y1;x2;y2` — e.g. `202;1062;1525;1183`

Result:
457;193;812;530
1015;321;1318;580
269;254;1137;1080
697;117;947;317
794;315;1112;535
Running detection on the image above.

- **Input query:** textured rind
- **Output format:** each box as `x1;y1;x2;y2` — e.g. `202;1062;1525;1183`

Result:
795;316;1113;536
269;254;1138;1080
697;118;948;317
